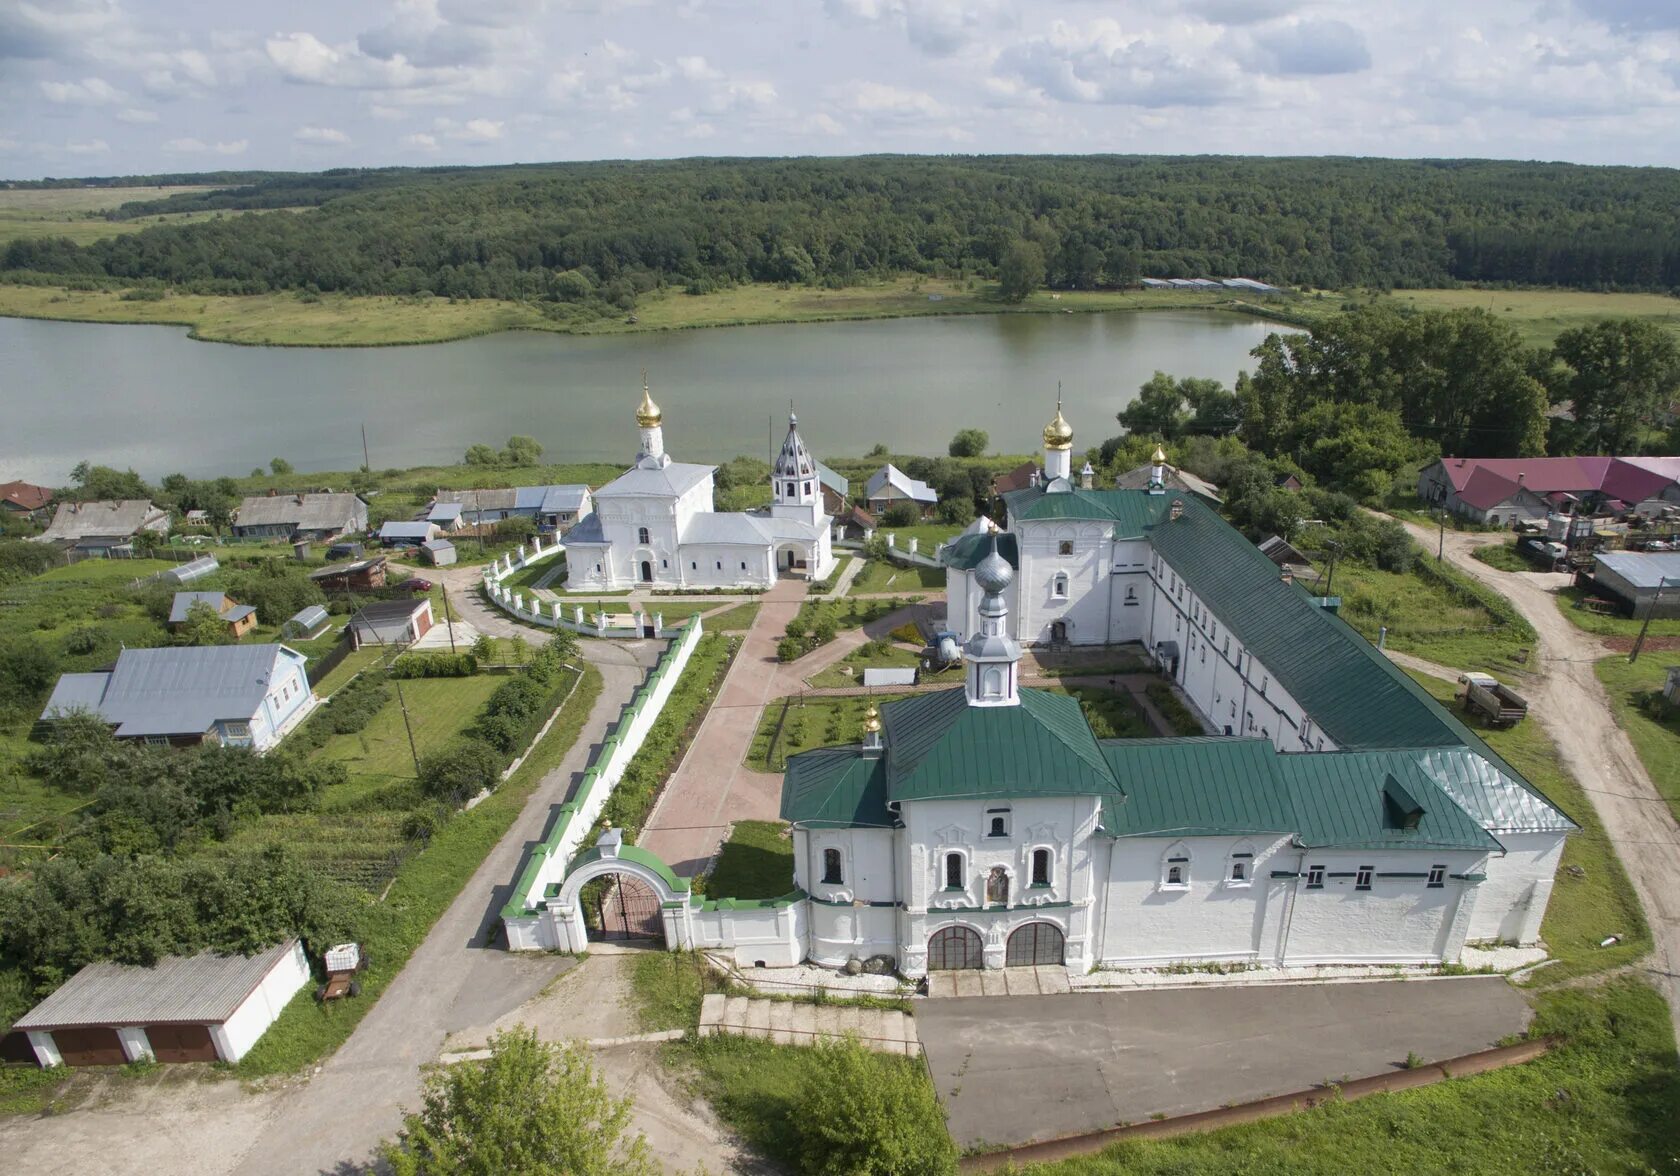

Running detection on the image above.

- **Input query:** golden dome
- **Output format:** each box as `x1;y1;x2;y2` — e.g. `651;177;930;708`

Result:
1043;400;1073;451
863;703;881;734
1151;445;1166;464
636;376;662;428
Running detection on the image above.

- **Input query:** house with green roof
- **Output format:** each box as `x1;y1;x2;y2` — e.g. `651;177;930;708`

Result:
777;410;1573;977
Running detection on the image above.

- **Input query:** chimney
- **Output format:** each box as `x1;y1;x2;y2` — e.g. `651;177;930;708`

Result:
1169;498;1185;522
1280;566;1294;585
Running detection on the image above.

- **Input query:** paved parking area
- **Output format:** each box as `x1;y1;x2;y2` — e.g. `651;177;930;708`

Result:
916;977;1530;1150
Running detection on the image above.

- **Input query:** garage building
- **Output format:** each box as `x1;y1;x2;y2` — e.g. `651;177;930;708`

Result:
12;939;309;1067
1588;551;1680;619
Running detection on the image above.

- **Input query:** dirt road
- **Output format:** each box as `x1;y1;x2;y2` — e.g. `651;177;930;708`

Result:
1392;519;1680;1047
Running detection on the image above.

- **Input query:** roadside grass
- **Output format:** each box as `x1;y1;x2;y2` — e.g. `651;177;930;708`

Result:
314;674;503;802
600;634;735;837
850;559;947;594
1594;652;1680;823
1471;542;1532;573
706;602;762;631
1021;979;1680;1176
747;694;914;772
629;949;709;1032
705;820;796;900
1042;685;1153;740
1555;586;1680;641
1328;556;1536;676
231;664;601;1078
500;559;565;593
807;641;925;689
1406;671;1650;983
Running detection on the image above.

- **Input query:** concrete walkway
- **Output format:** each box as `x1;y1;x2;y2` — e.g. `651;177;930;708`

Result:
699;993;921;1056
926;967;1072;998
1389;518;1680;1051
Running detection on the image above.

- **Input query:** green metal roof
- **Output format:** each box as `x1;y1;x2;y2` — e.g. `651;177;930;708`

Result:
565;843;691;892
1001;486;1170;536
780;746;892;827
1273;752;1504;852
943;530;1018;571
1099;738;1294;837
880;687;1120;804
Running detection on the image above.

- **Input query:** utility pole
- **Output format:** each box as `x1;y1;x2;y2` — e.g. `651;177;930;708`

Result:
346;584;423;778
1629;577;1674;665
361;423;371;473
442;585;458;654
1323;540;1343;598
1437;504;1446;563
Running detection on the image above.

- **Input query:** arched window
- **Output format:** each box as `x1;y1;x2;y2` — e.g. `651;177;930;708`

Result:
945;853;964;890
637;526;650;545
1161;842;1191;890
822;848;844;885
986;807;1010;838
1052;573;1069;599
1226;842;1254;887
1031;848;1051;887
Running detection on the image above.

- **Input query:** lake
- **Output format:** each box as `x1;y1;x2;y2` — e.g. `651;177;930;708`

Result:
1;310;1283;483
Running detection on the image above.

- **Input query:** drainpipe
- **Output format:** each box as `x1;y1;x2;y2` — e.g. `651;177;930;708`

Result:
1276;845;1307;966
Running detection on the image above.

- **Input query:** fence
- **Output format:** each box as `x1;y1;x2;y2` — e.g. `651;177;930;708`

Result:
480;536;689;640
836;533;946;569
501;616;705;943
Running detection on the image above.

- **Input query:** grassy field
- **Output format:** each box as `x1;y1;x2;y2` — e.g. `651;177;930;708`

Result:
0;278;1277;348
1372;287;1680;349
1470;541;1532;572
1328;555;1537;676
706;602;762;631
0;185;228;245
1595;652;1680;824
1047;684;1153;739
1406;671;1650;982
314;674;503;803
1023;979;1678;1176
849;558;946;594
1555;585;1680;641
748;694;913;771
807;642;926;689
704;819;796;899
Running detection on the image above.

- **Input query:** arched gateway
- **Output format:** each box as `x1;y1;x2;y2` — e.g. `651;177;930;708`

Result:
1005;921;1065;967
544;835;690;953
927;925;984;970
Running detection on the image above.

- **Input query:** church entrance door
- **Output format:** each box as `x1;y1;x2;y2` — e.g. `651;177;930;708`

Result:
582;872;664;943
1005;922;1065;967
639;560;653;583
926;925;983;970
1050;621;1068;644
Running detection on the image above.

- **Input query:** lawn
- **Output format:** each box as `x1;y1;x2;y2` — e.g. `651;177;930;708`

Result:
309;645;386;697
706;602;762;631
1023;980;1679;1176
1555;586;1680;641
500;558;567;593
807;641;926;689
314;674;503;802
705;820;796;899
1594;652;1680;824
875;524;965;553
747;694;913;772
1328;555;1537;676
1044;684;1153;739
1470;542;1532;573
1406;671;1650;983
849;558;947;594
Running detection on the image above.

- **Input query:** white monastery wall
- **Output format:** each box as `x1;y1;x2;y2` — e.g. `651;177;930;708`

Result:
1468;831;1564;944
1096;835;1292;966
214;939;311;1063
1278;850;1483;965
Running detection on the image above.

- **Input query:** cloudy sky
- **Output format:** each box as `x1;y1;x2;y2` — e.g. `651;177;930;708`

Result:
2;0;1678;177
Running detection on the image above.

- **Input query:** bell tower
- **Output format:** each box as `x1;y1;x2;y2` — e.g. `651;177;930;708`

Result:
636;374;668;470
1043;396;1073;486
964;537;1021;708
770;409;822;526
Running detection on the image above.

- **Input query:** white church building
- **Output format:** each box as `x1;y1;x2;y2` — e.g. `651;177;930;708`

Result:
778;406;1574;976
564;384;836;591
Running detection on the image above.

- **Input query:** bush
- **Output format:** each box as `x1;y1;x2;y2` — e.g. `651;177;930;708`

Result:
417;738;502;804
777;637;802;663
890;623;921;645
323;671;391;734
811;616;838;644
881;502;920;528
796;1036;956;1175
390;652;478;679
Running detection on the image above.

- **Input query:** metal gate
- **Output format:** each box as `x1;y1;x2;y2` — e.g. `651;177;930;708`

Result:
927;925;984;971
52;1027;126;1067
146;1024;219;1063
1005;922;1065;967
590;872;664;942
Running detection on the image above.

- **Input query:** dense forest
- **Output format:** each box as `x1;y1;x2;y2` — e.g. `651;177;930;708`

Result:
5;156;1680;303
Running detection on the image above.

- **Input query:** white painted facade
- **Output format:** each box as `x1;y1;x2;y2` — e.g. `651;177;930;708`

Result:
214;939;311;1063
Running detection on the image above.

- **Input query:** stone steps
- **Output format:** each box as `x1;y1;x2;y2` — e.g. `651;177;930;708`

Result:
698;993;920;1056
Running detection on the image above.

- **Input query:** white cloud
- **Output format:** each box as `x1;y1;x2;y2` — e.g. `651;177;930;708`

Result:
40;76;126;105
846;81;948;119
164;136;247;154
115;107;158;123
1235;17;1372;76
403;131;441;150
431;116;506;142
294;124;351;144
64;138;110;155
822;0;1003;58
996;19;1251;108
676;55;721;81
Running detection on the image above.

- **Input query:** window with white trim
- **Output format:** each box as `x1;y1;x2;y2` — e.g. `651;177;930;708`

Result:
986;807;1011;838
1161;843;1191;890
1306;865;1325;889
1052;573;1069;599
822;848;844;885
1227;843;1254;886
1355;866;1374;891
945;853;965;890
1427;864;1446;889
1031;848;1051;887
637;527;650;545
1058;540;1073;555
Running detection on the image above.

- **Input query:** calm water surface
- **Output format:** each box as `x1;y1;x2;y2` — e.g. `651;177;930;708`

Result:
2;310;1280;483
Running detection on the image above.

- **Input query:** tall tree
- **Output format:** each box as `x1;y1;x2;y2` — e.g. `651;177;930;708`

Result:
1550;319;1680;453
997;240;1045;303
1117;372;1191;438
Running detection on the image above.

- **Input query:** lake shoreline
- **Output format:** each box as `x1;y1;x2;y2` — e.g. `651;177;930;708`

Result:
0;279;1304;349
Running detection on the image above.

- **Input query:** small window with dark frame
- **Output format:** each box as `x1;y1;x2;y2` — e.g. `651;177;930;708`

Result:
1032;848;1050;887
945;853;964;890
986;807;1010;838
1306;865;1325;889
1427;864;1446;888
822;848;843;885
637;526;650;545
1355;866;1374;891
1058;540;1074;555
1167;864;1184;886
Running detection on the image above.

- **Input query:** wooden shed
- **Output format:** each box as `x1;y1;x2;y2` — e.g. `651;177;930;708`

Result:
11;940;309;1067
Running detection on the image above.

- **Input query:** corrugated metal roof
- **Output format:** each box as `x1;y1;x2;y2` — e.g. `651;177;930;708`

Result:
681;512;773;546
881;688;1119;803
1274;752;1503;852
284;604;330;633
379;521;435;539
813;461;848;499
14;940;297;1030
1595;551;1680;590
594;462;714;499
1002;485;1170;534
781;746;892;827
1101;738;1291;837
234;493;364;532
40;645;301;737
865;464;937;504
40;499;168;542
1409;747;1576;834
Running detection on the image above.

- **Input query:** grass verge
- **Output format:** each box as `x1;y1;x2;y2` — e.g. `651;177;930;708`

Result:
1594;652;1680;823
748;694;914;772
629;950;708;1033
1555;586;1680;642
704;820;796;899
707;602;762;631
1471;542;1532;573
1331;554;1537;675
1144;682;1207;737
850;559;947;594
231;663;602;1077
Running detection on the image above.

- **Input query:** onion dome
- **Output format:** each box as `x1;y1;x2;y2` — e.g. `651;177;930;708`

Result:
975;540;1015;597
1151;445;1166;464
636;377;662;428
1043;402;1073;451
863;703;881;734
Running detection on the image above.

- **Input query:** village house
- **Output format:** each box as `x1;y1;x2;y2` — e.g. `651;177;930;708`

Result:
167;591;258;639
1584;551;1680;619
564;384;834;590
308;555;387;592
428;484;594;534
36;499;171;556
231;492;368;542
864;463;939;518
0;479;54;522
40;644;315;751
1113;451;1222;502
1418;456;1680;526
